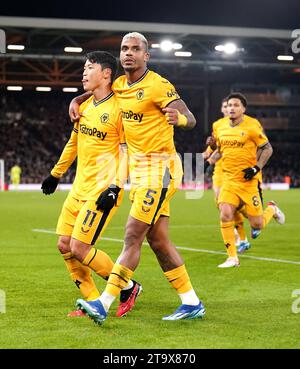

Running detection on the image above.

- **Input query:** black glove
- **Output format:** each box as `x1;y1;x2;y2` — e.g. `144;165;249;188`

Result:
41;175;59;195
242;165;260;180
96;185;121;213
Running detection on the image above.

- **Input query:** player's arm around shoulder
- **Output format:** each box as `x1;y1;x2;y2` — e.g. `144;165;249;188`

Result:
69;92;92;122
162;99;196;130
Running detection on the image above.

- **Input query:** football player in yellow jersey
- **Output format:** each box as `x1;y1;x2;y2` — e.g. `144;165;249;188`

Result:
41;51;141;317
203;99;227;197
74;32;206;324
209;93;285;268
10;163;21;190
212;99;229;197
211;98;228;198
204;99;250;252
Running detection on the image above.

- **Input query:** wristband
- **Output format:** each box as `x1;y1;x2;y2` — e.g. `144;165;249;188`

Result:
253;165;260;173
177;111;188;127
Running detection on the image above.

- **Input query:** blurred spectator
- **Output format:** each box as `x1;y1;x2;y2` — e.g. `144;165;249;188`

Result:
0;93;76;184
10;162;22;190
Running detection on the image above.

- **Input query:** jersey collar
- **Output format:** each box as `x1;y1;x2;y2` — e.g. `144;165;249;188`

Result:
93;91;114;107
127;69;149;87
229;116;244;127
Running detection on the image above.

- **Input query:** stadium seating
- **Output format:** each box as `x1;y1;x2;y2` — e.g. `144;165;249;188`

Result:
1;92;300;187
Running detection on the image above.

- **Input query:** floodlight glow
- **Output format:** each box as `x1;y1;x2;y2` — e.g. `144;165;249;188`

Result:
174;51;192;57
277;55;294;61
160;40;173;52
151;43;160;48
36;87;51;92
173;43;183;50
223;43;237;54
7;86;23;91
215;44;225;52
64;47;83;53
63;87;79;92
7;44;25;50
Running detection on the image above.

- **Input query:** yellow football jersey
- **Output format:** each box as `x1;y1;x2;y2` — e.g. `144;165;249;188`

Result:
214;114;268;187
11;165;21;177
52;93;124;200
113;69;182;186
213;158;223;178
212;117;227;178
113;69;180;155
51;129;77;179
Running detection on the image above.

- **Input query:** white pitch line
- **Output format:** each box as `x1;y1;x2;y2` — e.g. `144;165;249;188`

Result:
176;246;300;265
31;228;300;266
32;228;56;234
32;229;149;245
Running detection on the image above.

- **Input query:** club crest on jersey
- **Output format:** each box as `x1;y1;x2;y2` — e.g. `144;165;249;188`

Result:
101;113;109;123
136;89;144;100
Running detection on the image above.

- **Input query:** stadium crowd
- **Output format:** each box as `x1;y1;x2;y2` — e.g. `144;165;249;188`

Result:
1;93;300;188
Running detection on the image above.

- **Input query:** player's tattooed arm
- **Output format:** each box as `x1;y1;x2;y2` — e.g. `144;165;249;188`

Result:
256;142;273;169
256;147;263;161
208;149;222;164
162;99;196;130
69;92;92;122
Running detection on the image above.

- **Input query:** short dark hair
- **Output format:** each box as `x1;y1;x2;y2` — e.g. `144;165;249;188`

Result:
85;51;117;82
226;92;247;108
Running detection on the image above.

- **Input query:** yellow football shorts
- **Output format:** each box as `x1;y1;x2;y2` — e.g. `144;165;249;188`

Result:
218;182;263;217
129;177;178;225
56;191;123;245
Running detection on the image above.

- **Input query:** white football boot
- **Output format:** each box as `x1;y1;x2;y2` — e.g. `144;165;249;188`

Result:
218;256;240;268
267;201;285;225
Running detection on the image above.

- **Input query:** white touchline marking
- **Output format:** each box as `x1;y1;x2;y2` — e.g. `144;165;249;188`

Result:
32;228;56;234
31;228;300;266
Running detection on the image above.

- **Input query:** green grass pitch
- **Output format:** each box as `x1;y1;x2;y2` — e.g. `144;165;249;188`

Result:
0;189;299;348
